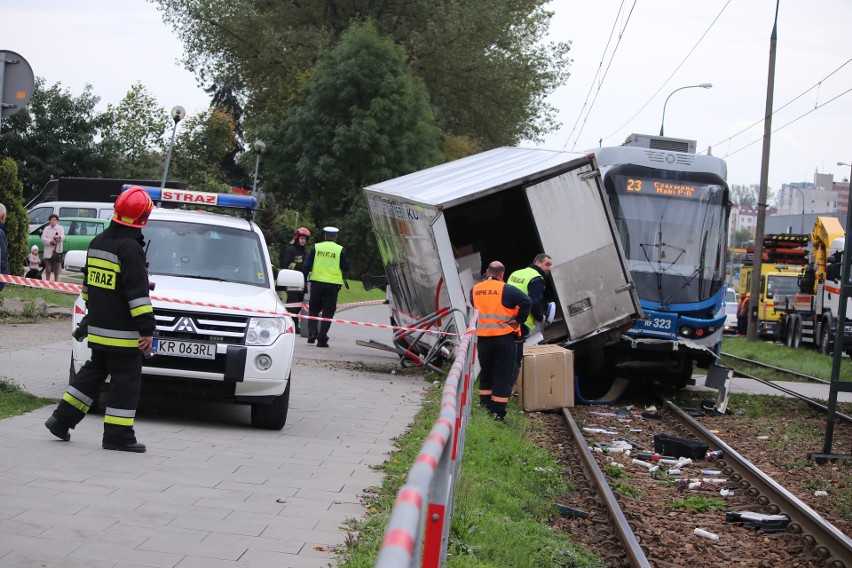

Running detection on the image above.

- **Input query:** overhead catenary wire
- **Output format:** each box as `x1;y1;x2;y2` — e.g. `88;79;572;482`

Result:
568;0;637;151
723;86;852;158
703;57;852;154
561;0;628;151
598;0;732;145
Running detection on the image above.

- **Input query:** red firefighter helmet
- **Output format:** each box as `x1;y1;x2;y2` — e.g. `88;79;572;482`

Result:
294;227;311;239
113;186;154;228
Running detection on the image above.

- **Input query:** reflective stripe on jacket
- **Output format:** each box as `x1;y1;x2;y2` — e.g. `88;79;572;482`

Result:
506;266;540;330
472;279;520;337
310;241;344;284
83;223;155;351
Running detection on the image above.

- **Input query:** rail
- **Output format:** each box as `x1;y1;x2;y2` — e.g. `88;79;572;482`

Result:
375;310;478;567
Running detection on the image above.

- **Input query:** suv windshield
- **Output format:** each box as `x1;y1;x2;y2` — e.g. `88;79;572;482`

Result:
144;219;269;287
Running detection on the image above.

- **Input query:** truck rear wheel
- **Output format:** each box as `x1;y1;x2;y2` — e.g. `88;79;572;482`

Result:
251;377;290;430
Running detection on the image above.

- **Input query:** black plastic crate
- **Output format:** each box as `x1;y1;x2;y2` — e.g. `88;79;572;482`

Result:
653;434;708;460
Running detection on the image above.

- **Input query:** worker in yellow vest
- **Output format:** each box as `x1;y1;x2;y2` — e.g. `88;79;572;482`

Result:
303;226;350;347
471;261;531;420
506;253;553;384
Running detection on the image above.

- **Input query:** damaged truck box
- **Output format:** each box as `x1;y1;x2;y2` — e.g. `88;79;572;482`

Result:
362;146;642;369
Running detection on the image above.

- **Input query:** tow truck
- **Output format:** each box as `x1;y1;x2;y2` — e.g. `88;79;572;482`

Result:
776;216;852;355
739;233;809;340
65;187;305;429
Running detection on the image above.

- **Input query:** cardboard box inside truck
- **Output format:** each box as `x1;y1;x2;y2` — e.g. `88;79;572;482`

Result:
516;344;574;411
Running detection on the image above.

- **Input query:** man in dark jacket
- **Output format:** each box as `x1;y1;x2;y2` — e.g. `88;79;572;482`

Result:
506;253;553;384
45;187;155;453
280;227;311;333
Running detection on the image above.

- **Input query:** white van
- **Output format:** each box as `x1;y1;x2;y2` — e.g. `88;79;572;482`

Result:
28;201;114;232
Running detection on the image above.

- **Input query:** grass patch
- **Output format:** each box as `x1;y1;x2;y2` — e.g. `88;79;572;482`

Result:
0;379;54;419
337;380;605;567
0;285;76;311
667;496;726;513
336;279;386;305
720;335;852;382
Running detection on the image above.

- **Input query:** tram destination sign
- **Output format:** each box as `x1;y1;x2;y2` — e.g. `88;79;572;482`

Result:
620;176;700;199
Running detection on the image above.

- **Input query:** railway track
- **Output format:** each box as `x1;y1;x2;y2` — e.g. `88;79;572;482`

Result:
539;401;852;567
720;353;852;424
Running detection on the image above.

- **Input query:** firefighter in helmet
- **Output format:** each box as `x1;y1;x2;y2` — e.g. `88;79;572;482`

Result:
46;186;156;453
280;227;311;333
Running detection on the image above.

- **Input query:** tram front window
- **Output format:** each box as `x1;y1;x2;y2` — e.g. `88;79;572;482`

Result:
608;183;727;305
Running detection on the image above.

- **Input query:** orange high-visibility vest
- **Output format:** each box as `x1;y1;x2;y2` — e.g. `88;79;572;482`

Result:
472;279;519;337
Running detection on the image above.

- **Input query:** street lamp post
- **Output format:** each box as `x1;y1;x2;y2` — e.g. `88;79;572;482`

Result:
659;83;713;136
160;105;185;190
251;139;266;196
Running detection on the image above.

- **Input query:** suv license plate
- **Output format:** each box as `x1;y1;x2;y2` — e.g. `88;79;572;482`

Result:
154;339;216;360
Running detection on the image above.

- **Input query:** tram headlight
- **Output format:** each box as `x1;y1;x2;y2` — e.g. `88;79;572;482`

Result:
678;326;692;337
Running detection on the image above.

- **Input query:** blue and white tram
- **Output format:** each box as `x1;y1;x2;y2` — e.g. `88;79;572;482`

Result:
594;134;730;388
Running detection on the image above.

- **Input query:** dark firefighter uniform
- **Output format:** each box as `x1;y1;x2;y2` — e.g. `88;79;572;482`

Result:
471;277;530;419
48;223;155;449
280;232;310;333
303;227;350;347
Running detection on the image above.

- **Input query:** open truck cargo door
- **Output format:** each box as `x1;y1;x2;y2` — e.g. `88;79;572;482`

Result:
524;159;638;342
363;147;641;360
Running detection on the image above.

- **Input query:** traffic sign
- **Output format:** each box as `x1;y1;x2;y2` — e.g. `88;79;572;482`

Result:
1;50;34;119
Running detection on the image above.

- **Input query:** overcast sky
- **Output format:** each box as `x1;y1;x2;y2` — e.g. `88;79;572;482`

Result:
3;0;851;192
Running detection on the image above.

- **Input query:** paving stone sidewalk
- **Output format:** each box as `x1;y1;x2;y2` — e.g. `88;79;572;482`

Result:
0;305;429;568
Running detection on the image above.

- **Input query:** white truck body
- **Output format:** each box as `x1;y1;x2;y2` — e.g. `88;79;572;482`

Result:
363;147;642;352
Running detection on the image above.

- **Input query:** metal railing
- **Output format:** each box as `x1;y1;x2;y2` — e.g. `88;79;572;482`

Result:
375;310;478;567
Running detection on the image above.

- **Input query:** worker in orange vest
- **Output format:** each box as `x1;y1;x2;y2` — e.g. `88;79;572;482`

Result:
471;261;531;421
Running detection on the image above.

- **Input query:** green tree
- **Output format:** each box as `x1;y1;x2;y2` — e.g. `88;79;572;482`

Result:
264;21;442;274
154;0;570;147
0;158;29;277
100;83;170;178
730;183;774;206
170;107;240;192
732;228;753;249
0;79;114;199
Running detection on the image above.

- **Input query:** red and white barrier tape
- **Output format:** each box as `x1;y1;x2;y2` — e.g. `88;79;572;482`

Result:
0;274;82;294
0;274;471;337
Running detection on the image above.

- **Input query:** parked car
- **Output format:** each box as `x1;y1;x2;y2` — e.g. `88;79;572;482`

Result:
27;217;110;265
28;201;114;232
724;287;738;333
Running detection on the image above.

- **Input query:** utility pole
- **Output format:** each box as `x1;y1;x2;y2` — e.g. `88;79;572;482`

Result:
747;0;780;342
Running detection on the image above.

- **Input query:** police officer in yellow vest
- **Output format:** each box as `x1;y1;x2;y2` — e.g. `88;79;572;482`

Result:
506;253;553;382
303;226;351;347
471;261;531;420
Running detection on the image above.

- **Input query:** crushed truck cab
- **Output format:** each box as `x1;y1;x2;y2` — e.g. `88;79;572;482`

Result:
67;188;304;430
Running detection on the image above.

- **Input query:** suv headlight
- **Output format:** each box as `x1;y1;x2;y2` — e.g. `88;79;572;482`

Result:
246;317;287;346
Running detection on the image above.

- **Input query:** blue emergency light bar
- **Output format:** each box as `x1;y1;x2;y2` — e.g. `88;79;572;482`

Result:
122;185;258;210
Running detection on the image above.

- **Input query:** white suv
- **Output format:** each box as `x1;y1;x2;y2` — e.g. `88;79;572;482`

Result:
66;189;304;430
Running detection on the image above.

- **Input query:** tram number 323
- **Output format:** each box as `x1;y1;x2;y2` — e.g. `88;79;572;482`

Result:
646;317;673;330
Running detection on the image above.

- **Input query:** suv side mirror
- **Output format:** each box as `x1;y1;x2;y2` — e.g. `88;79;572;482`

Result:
64;250;87;273
276;269;305;292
